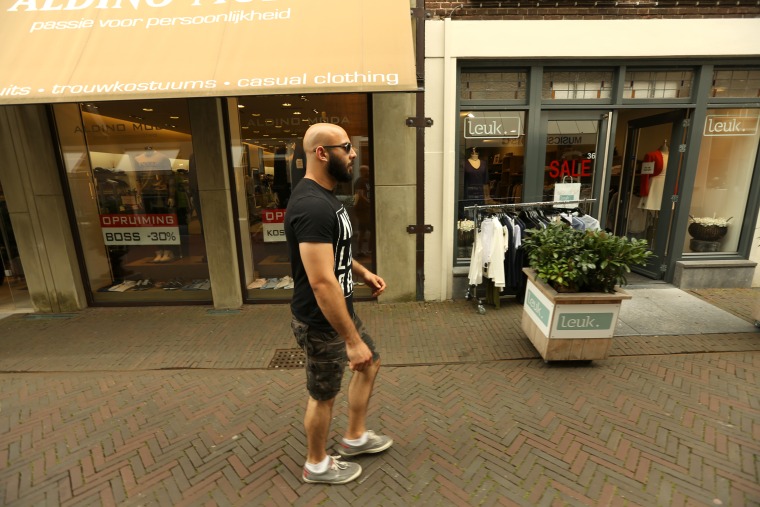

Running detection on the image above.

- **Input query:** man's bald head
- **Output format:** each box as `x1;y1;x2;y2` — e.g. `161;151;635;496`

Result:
303;123;347;153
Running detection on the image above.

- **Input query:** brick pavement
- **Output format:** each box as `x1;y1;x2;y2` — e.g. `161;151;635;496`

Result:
1;353;759;506
1;293;759;505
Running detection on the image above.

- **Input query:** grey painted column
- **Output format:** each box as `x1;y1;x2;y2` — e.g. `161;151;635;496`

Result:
187;98;242;309
0;105;87;312
372;93;417;302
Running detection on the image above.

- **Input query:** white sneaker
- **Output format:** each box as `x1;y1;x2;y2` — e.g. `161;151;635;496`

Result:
247;278;267;289
275;276;293;289
159;250;175;263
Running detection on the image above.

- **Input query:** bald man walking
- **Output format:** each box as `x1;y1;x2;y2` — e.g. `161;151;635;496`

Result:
284;123;392;484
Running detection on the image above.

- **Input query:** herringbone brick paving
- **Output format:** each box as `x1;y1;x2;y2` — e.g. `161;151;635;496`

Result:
1;292;759;505
1;353;759;506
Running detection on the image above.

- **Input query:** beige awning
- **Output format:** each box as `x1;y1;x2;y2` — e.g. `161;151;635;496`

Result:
0;0;417;104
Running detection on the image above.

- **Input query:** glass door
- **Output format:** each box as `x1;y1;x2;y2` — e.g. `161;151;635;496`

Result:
539;110;611;218
0;180;31;314
608;110;687;278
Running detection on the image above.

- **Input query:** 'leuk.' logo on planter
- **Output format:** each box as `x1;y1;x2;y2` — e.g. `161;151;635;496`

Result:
556;312;614;331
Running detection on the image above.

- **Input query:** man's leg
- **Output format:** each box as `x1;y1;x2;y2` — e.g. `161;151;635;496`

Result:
345;359;379;440
336;315;393;458
338;358;393;457
302;393;362;484
304;396;335;464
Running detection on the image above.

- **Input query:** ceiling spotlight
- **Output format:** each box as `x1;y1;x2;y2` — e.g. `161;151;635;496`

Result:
282;102;291;107
142;108;153;112
293;111;302;115
169;116;179;119
238;104;245;108
251;113;260;117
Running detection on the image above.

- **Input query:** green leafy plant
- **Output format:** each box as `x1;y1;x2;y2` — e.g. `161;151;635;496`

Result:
523;223;652;293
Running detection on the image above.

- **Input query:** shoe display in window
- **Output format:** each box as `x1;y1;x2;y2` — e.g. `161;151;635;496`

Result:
247;278;267;289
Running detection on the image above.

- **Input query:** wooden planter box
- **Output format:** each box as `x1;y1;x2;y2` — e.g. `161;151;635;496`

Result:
521;268;631;362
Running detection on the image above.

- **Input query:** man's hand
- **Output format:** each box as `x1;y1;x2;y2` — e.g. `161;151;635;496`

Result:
346;339;373;372
363;273;386;297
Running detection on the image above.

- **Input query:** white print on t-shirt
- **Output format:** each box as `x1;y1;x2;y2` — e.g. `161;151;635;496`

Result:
335;206;354;297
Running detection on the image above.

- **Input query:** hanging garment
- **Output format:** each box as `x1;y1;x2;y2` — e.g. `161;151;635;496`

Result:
468;216;507;288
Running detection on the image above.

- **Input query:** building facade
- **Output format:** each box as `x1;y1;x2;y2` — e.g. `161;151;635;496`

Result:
0;0;422;313
2;1;760;315
423;6;760;301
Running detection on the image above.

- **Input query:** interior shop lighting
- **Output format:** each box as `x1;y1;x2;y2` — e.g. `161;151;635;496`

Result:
282;102;291;107
238;104;245;109
142;108;153;112
293;111;302;115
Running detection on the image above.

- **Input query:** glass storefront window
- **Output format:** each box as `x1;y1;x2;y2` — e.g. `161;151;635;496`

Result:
457;111;526;261
712;68;760;99
623;70;693;99
685;108;760;254
542;71;613;100
460;71;528;101
53;100;210;303
542;119;600;207
231;94;374;301
0;180;31;312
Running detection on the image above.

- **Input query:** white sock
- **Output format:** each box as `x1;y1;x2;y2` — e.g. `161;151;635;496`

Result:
343;431;368;447
304;455;330;474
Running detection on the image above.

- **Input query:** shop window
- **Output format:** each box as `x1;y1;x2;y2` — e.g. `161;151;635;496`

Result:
542;119;600;206
53;100;210;303
542;71;613;100
623;70;693;99
231;94;374;302
684;108;760;254
460;71;528;101
457;111;526;262
712;69;760;99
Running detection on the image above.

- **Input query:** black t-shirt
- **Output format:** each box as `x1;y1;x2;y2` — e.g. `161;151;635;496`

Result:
285;178;354;329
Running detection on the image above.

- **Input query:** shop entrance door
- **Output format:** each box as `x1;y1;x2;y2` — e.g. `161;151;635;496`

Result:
608;110;687;279
539;110;612;218
0;180;31;314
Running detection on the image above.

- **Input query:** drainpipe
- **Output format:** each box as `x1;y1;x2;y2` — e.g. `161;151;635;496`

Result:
407;2;433;300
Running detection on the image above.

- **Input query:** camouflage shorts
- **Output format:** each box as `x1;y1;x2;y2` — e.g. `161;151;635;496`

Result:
291;314;379;401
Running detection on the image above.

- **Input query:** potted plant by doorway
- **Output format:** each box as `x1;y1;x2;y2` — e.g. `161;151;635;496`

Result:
520;223;651;362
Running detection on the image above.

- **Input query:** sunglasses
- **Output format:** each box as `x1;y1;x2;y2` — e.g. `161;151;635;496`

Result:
316;142;353;153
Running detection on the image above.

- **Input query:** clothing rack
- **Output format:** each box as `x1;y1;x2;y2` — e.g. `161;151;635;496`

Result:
464;198;597;229
463;198;597;314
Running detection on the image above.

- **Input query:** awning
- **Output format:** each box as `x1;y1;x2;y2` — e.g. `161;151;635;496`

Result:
0;0;417;104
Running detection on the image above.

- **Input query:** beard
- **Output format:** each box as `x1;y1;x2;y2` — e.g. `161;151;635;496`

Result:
327;153;353;183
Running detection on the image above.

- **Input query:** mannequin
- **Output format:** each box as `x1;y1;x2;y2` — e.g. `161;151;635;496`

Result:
135;147;177;262
463;147;491;204
639;141;669;212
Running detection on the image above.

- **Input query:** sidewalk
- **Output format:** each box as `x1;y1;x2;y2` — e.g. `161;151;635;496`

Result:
1;287;759;505
0;286;758;372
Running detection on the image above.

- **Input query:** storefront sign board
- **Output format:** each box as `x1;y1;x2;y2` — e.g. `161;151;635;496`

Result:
261;208;286;243
0;0;417;104
704;115;760;136
100;213;181;245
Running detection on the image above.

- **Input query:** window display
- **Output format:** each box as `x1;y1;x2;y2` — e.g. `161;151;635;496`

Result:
231;94;374;301
53;100;210;303
685;108;760;253
457;111;526;261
